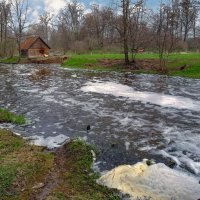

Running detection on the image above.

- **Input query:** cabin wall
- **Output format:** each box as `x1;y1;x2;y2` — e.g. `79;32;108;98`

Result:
28;49;49;58
21;38;50;58
21;49;28;57
31;38;49;49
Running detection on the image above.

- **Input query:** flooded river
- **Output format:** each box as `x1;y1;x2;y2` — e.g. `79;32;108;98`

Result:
0;64;200;179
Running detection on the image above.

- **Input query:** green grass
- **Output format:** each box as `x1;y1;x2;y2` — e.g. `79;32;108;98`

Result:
0;129;54;199
63;53;124;71
63;53;200;78
0;165;18;196
166;53;200;78
0;57;19;64
48;139;120;200
0;108;26;125
0;130;119;200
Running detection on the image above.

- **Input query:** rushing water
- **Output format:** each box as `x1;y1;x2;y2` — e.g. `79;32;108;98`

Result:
0;64;200;179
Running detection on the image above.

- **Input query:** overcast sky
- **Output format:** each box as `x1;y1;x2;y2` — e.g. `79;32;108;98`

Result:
29;0;160;23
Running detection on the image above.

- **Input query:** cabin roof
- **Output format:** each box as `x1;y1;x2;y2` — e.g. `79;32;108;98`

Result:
21;36;51;50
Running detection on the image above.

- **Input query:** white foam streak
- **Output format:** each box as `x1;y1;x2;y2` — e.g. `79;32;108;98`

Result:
29;134;70;149
81;82;200;111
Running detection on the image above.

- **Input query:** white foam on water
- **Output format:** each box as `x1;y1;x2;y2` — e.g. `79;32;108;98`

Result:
139;145;157;152
20;88;40;93
159;150;182;166
0;123;16;130
98;160;200;200
119;117;132;126
157;127;200;175
29;134;70;149
40;87;58;95
20;85;58;96
81;81;200;111
125;141;130;151
13;132;21;136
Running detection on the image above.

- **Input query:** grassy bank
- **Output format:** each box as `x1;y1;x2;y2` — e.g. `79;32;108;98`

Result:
0;130;119;200
0;108;26;125
0;129;54;200
63;53;124;71
0;57;19;64
63;53;200;78
46;140;120;200
0;56;67;64
1;53;199;78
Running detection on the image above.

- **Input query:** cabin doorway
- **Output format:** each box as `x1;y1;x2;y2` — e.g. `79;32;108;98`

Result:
39;49;45;55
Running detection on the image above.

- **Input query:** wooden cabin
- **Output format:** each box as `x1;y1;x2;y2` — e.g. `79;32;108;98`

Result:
21;37;51;58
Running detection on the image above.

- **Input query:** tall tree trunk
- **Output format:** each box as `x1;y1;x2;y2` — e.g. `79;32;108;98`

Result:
183;27;187;42
18;34;21;61
3;25;7;55
0;12;3;43
122;0;130;65
124;36;129;64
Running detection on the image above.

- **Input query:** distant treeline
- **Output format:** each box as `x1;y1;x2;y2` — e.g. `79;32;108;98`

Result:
0;0;200;59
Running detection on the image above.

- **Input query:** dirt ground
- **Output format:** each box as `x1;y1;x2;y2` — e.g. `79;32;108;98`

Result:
29;141;119;200
30;146;66;200
96;58;161;71
20;56;68;64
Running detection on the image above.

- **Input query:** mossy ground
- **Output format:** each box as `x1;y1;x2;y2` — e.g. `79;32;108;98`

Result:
0;130;119;200
63;53;200;79
0;108;26;125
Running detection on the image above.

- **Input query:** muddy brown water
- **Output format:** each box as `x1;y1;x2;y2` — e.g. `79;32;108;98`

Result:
0;64;200;178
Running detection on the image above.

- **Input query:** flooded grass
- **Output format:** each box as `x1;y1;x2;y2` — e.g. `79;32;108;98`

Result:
63;53;200;78
0;108;26;125
0;130;120;199
35;68;51;76
28;67;52;81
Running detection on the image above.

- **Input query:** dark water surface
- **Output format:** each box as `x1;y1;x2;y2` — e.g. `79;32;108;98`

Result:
0;64;200;177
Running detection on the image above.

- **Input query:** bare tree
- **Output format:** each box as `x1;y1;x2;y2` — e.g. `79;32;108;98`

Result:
152;1;183;70
153;3;171;70
6;0;200;56
121;0;130;65
180;0;198;42
60;0;84;40
84;4;114;48
9;0;28;59
129;0;146;61
39;12;53;43
0;0;11;56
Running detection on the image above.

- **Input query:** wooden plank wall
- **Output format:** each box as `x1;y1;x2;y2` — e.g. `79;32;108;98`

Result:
28;49;49;58
31;38;49;49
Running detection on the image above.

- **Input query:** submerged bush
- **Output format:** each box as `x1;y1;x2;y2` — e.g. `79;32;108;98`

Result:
28;67;52;81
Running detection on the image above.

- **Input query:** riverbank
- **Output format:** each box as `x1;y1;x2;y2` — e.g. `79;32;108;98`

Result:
62;53;200;79
1;53;199;78
0;56;68;64
0;129;119;199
